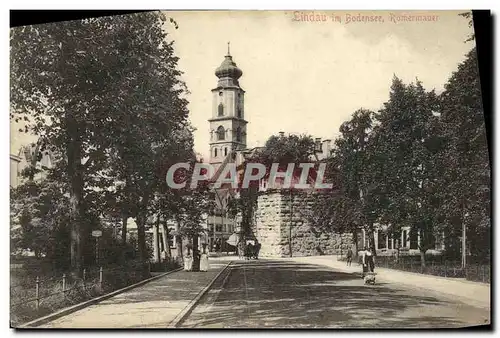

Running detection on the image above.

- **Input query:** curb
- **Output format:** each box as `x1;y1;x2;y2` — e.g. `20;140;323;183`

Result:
18;267;183;328
168;261;233;328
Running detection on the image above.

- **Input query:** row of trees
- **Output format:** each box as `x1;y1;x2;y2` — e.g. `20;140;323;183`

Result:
310;46;490;266
10;12;213;274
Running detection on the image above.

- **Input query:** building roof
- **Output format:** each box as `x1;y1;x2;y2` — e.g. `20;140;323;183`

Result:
215;54;243;80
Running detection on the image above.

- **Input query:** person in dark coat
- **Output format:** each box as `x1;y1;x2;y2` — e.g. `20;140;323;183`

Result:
254;242;262;259
346;247;353;266
244;242;252;260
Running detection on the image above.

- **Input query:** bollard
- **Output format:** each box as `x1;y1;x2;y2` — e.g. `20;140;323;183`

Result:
62;274;66;299
99;267;103;289
35;276;40;311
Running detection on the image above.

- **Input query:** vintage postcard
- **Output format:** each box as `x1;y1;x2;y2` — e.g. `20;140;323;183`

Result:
9;10;491;329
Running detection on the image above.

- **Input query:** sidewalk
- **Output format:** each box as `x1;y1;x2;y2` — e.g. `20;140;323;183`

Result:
38;258;231;328
282;255;491;310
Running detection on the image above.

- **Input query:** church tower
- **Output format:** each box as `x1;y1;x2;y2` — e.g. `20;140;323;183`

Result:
209;43;247;169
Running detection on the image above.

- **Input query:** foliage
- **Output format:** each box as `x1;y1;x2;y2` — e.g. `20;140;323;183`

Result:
308;48;490;266
437;47;490;260
10;11;193;269
10;176;71;266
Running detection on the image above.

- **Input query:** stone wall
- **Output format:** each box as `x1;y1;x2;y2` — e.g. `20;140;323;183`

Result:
255;192;285;257
255;190;353;257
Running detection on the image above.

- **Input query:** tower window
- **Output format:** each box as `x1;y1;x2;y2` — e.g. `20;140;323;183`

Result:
217;126;225;140
214;148;218;157
237;108;242;118
219;91;223;97
236;127;242;142
218;103;224;116
224;147;228;156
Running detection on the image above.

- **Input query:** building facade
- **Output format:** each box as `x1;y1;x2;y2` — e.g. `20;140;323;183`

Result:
10;143;54;188
356;226;445;256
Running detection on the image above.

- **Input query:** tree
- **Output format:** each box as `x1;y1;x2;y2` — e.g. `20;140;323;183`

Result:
10;12;190;272
308;109;376;255
438;48;490;260
166;161;215;271
371;77;443;267
10;173;71;266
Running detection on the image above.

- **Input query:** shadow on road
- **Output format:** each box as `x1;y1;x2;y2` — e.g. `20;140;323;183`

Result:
182;259;488;328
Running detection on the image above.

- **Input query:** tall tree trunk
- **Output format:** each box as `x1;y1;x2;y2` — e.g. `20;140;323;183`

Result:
367;223;377;257
192;236;200;271
162;223;171;259
121;215;128;245
176;218;183;260
136;192;152;265
66;118;86;275
136;214;148;263
420;249;426;269
419;229;428;269
153;214;161;263
352;228;358;258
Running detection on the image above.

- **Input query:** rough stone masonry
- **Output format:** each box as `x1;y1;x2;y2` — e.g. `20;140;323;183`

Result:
255;190;353;257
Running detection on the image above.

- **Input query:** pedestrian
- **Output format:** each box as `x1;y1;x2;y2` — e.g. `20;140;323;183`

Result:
346;247;353;266
245;242;253;260
238;241;245;260
200;244;209;272
362;246;375;275
361;247;368;277
184;247;193;272
254;241;261;260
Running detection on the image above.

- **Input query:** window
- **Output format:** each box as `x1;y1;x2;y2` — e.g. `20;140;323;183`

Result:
218;103;224;116
410;230;418;250
402;230;408;248
219;91;223;97
224;147;228;156
214;148;218;157
378;231;387;249
217;126;225;140
236;127;242;142
216;224;222;232
237;108;242;118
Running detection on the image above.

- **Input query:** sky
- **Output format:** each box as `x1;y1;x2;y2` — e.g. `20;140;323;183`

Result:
10;10;475;160
165;10;475;160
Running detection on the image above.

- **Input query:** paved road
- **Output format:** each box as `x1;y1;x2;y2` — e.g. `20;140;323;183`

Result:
180;259;491;329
